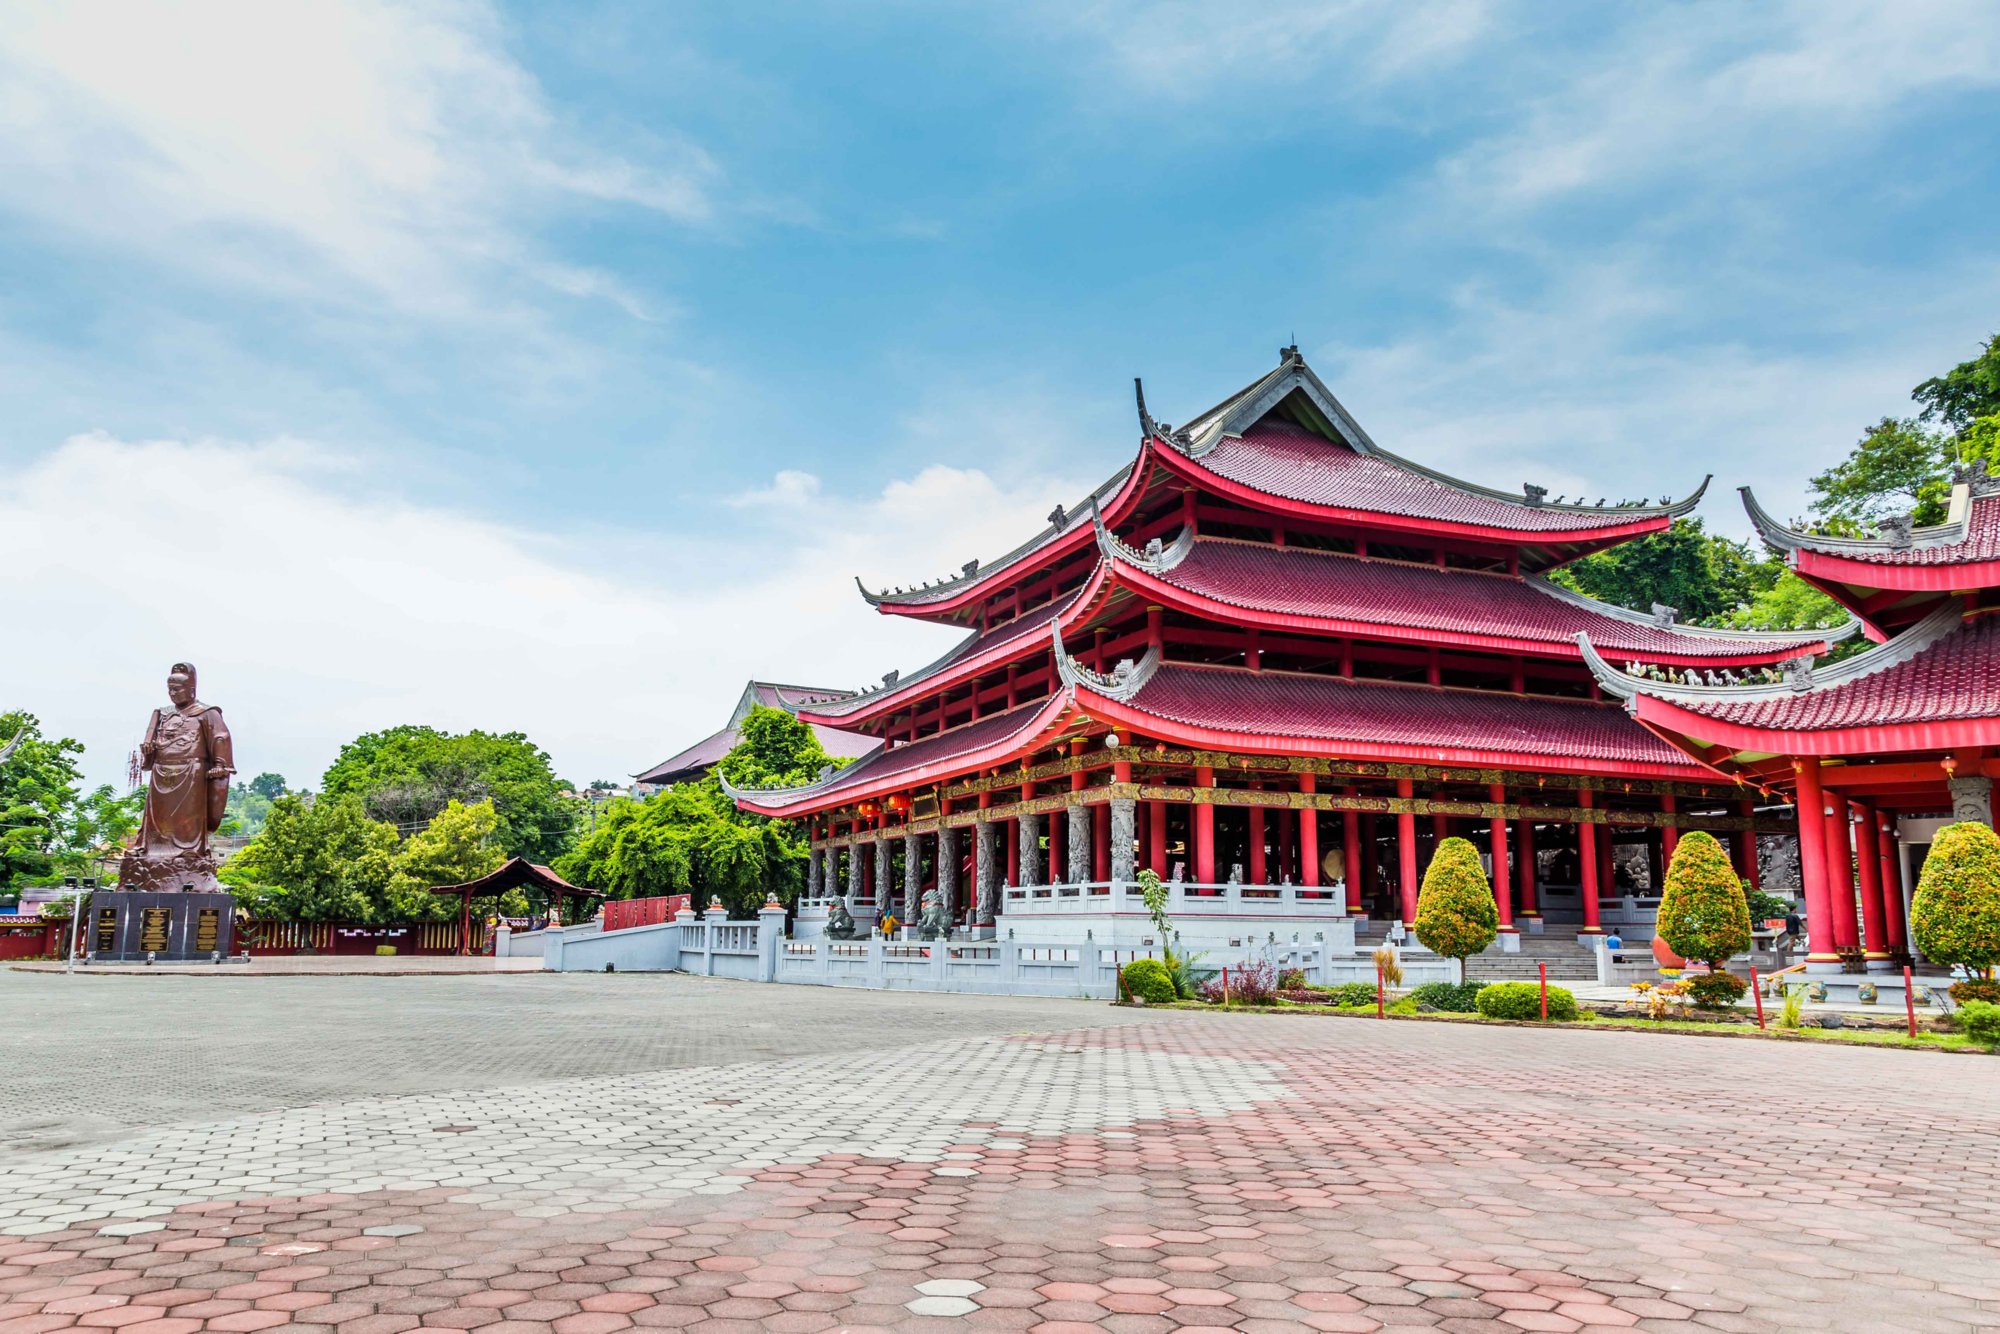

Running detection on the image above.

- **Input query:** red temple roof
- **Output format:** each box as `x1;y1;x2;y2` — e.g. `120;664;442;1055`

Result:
1097;530;1843;666
721;696;1075;816
1585;604;2000;757
1745;480;2000;569
1053;639;1704;778
796;595;1073;727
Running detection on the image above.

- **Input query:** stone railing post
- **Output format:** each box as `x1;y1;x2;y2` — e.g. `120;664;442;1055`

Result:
758;897;786;982
1066;803;1091;885
703;898;725;976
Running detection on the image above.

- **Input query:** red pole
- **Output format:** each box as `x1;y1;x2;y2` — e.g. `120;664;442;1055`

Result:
1538;961;1548;1021
1904;965;1918;1039
1750;966;1766;1030
1222;965;1231;1007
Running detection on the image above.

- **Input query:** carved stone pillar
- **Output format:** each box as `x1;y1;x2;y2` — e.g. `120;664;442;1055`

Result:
975;820;1001;936
1017;812;1041;888
1066;803;1092;884
903;830;921;923
847;840;864;903
1950;775;1993;825
937;826;960;929
1110;798;1137;888
806;845;821;899
875;835;893;913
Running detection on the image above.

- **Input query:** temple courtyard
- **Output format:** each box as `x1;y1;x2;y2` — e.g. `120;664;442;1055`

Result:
2;972;1997;1334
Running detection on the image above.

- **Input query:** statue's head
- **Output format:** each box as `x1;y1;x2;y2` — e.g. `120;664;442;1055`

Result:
167;662;197;707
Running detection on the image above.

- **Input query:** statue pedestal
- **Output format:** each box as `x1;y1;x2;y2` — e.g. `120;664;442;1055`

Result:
85;890;238;962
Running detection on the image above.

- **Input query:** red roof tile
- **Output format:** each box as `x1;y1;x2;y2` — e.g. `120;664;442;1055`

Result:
1637;612;2000;732
1115;663;1690;767
1153;538;1830;662
1196;420;1653;533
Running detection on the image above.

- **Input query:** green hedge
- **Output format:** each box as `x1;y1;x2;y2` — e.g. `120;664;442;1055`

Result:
1408;981;1483;1012
1121;958;1176;1004
1959;1000;2000;1049
1475;981;1578;1022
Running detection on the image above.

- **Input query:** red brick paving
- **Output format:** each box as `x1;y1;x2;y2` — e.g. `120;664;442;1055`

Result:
3;1019;1999;1331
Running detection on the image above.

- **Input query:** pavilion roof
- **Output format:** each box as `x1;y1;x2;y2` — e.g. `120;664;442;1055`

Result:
859;349;1711;616
1096;527;1846;665
721;696;1075;817
1583;603;2000;756
1744;477;2000;570
796;595;1073;726
1052;631;1705;778
429;857;600;900
634;680;880;785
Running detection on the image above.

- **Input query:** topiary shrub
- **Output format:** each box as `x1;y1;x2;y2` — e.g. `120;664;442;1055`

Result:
1958;1000;2000;1048
1413;837;1498;964
1657;831;1752;969
1685;971;1748;1010
1950;979;2000;1005
1120;957;1176;1004
1475;981;1578;1022
1912;822;2000;977
1408;980;1483;1012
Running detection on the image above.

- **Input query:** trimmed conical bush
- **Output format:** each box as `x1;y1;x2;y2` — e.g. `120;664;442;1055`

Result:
1912;821;2000;974
1656;830;1752;969
1413;836;1498;962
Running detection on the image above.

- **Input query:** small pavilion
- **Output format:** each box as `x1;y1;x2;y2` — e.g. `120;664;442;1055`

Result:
430;858;603;955
1584;465;2000;983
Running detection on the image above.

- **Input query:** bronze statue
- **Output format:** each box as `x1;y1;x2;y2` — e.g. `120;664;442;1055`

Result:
119;662;234;893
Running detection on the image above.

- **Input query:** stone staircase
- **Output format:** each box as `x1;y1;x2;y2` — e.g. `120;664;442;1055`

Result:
1352;919;1602;983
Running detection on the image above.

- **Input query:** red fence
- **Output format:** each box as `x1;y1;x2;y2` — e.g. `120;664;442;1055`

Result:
603;895;690;932
0;919;64;960
238;919;479;955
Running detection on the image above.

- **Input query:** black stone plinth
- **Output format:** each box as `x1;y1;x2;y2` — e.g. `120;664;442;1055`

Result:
85;890;238;962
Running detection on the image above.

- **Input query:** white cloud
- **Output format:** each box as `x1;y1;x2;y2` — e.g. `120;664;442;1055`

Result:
0;0;715;317
0;433;1093;791
727;469;821;508
1442;1;2000;208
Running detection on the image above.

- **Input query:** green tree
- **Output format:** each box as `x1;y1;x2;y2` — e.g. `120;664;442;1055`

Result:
0;713;87;888
1551;519;1763;623
218;782;275;839
1412;836;1498;967
558;706;837;919
1914;332;2000;433
1808;417;1954;526
221;795;398;922
62;785;144;875
248;772;288;801
320;725;574;863
1655;831;1752;969
1910;821;2000;978
384;798;506;921
1721;570;1850;634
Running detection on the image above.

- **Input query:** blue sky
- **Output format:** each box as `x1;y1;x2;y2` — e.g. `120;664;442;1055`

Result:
4;0;1998;790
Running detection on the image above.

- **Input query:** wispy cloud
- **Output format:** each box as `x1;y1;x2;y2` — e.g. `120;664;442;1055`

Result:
0;0;716;319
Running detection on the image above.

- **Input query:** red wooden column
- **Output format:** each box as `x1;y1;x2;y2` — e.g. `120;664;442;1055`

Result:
1431;808;1450;856
1577;788;1602;934
458;891;471;956
1735;799;1760;889
1793;758;1838;968
1194;766;1216;885
1879;812;1907;953
1093;805;1110;881
1824;793;1858;953
1360;812;1378;908
1396;778;1419;921
1148;802;1167;877
1852;803;1890;967
1340;792;1361;910
1005;814;1019;889
1047;807;1065;882
1299;773;1321;888
1514;818;1538;918
1488;782;1513;933
1248;782;1268;885
1277;807;1296;883
1660;793;1679;865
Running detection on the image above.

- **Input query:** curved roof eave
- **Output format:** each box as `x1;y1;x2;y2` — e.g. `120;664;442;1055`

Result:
1529;575;1857;649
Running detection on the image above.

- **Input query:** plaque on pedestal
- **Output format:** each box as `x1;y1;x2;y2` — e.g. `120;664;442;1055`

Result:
86;890;238;962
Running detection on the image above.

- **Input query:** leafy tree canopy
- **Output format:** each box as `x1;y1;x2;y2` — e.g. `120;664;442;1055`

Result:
1655;830;1752;968
1552;519;1769;625
248;772;288;801
1914;332;2000;432
1412;836;1498;963
320;725;573;862
383;798;506;920
1808;416;1956;527
558;706;838;919
222;795;509;923
0;712;140;889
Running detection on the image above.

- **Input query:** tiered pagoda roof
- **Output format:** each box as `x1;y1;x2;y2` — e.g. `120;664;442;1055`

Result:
737;349;1853;819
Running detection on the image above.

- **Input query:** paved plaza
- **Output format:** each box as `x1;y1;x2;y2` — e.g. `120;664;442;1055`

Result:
4;971;2000;1333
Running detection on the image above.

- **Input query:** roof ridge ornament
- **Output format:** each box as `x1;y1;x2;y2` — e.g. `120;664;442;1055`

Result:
1133;377;1193;452
1782;656;1814;692
1052;618;1161;703
1880;514;1914;549
1650;602;1679;627
1523;483;1547;507
1089;501;1194;574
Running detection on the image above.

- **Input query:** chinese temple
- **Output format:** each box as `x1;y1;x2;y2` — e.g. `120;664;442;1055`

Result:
1586;464;2000;980
726;349;1845;952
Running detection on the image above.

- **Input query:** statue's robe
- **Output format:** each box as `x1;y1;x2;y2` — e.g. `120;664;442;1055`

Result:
138;701;234;856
